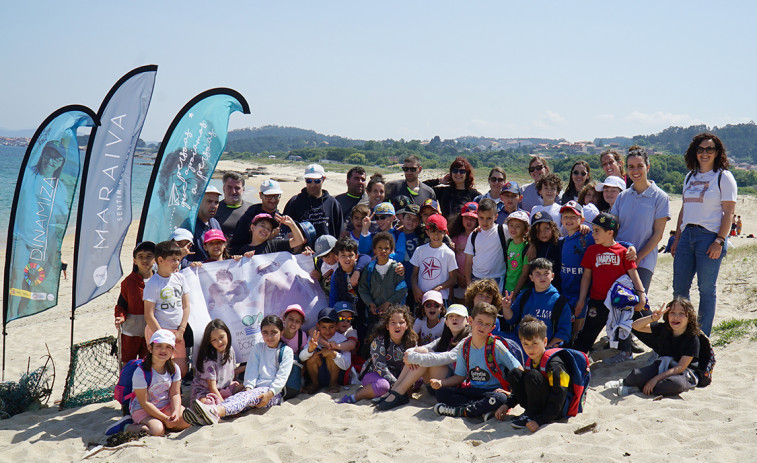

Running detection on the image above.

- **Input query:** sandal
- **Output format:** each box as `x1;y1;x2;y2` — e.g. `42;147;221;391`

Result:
376;390;409;411
328;384;341;393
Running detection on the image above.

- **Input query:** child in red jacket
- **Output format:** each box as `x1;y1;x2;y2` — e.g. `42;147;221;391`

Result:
114;241;156;365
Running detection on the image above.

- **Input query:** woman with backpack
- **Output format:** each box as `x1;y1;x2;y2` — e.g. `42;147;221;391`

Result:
671;133;737;336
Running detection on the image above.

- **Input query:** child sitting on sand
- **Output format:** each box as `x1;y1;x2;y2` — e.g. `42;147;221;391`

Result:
301;308;352;393
191;319;243;404
606;297;701;397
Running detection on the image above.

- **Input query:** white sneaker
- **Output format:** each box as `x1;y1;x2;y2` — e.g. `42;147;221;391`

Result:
192;399;219;425
617;385;637;397
604;379;622;389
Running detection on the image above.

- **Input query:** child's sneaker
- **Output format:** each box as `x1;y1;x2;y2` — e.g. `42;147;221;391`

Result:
510;414;531;429
481;411;495;422
182;407;205;426
192;399;219;425
105;415;133;436
617;385;638;397
337;394;356;404
604;379;623;389
433;403;465;417
605;352;633;364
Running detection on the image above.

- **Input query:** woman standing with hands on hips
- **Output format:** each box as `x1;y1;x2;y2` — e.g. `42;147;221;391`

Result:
672;133;737;336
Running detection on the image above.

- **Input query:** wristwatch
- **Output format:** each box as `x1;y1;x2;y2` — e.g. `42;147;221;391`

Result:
715;237;725;247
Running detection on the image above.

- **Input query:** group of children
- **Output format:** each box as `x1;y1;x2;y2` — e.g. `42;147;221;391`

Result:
108;178;711;438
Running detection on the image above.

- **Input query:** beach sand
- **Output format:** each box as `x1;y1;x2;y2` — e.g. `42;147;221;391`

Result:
1;161;756;462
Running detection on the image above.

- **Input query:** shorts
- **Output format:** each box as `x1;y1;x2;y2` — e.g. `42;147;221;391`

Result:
144;326;187;359
132;403;173;425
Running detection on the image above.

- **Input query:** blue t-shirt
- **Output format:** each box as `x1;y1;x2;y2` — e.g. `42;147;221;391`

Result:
611;182;670;272
454;338;521;390
358;228;405;263
560;231;595;306
508;285;572;343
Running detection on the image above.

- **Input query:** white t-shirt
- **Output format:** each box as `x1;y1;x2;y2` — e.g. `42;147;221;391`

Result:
531;203;565;235
129;366;182;415
409;243;458;299
464;226;507;279
413;317;446;345
681;169;738;233
143;272;190;329
375;261;392;277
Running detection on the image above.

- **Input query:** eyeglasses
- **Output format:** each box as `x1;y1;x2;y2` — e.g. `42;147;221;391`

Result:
423;302;442;308
262;194;281;200
306;178;322;184
572;170;588;176
451;168;467;175
375;215;392;221
402;166;418;172
528;165;545;173
337;316;354;323
696;146;716;154
489;177;505;183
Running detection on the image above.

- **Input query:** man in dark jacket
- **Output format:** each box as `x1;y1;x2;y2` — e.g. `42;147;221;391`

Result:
283;164;343;241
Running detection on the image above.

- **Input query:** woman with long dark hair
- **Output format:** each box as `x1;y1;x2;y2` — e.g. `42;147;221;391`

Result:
560;160;592;204
425;156;480;220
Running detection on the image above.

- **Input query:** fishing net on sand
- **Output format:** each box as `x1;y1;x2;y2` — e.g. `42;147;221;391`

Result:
60;336;119;409
0;347;55;419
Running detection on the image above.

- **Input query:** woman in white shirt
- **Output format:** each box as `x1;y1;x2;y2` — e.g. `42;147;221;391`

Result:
671;133;737;336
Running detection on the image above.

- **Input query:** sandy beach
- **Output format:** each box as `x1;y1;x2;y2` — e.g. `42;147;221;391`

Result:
1;160;756;462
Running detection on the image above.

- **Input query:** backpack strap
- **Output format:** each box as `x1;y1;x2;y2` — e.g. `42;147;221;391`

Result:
471;230;478;255
497;225;507;261
462;336;472;374
297;329;305;353
550;295;570;340
514;287;533;325
484;335;508;389
142;361;153;388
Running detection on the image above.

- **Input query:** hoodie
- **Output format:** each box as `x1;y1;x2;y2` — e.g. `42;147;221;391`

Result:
283;188;343;240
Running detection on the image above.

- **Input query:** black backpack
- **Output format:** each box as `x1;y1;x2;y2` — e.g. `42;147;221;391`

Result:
470;224;508;261
693;332;716;387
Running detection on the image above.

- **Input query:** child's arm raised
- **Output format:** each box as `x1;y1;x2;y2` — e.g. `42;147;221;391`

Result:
632;303;668;333
500;290;515;321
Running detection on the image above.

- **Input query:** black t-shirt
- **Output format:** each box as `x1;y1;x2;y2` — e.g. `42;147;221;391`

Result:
652;323;699;363
236;239;292;256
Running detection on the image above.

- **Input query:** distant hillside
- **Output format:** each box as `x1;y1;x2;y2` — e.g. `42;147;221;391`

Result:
226;125;365;153
0;127;34;137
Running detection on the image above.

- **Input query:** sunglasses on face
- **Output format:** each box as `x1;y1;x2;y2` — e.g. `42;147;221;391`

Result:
306;178;322;184
451;168;467;175
572;170;588;176
402;166;418;172
696;146;716;154
424;302;442;308
528;165;545;173
489;177;505;183
337;316;354;322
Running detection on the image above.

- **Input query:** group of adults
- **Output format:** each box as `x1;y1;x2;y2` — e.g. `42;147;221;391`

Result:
196;132;736;336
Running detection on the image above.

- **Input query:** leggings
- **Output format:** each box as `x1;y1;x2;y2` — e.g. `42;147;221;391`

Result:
221;387;283;416
623;361;697;396
362;372;391;397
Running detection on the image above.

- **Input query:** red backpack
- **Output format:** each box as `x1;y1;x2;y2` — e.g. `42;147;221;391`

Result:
461;334;523;390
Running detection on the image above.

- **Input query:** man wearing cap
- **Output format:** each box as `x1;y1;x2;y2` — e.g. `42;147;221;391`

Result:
385;155;436;207
185;186;222;262
283;164;343;240
215;172;253;241
335;167;367;230
229;178;285;252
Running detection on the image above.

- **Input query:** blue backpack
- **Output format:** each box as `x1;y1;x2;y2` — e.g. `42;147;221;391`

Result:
114;359;152;410
525;348;590;417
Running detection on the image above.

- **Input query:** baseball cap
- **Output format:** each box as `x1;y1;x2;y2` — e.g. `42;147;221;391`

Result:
592;212;620;233
446;304;469;318
170;228;194;242
393;195;412;211
298;221;317;245
133;241;155;257
506;210;530;225
260;179;283;195
205;185;222;196
333;301;357;315
421;290;444;306
530;210;554;226
203;229;226;243
304;164;325;179
252;213;279;228
374;202;396;216
596;176;626;192
461;201;479;218
314;235;337;258
501;181;521;195
421;199;440;214
149;329;176;347
283;304;306;320
398;203;421;216
425;214;448;232
317;307;339;323
560;200;584;216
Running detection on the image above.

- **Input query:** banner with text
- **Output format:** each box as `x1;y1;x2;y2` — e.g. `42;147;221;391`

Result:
137;88;249;244
3;106;98;325
185;252;324;361
74;65;157;308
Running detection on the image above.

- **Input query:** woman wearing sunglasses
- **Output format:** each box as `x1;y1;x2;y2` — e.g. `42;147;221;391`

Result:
425;156;480;219
560;160;592;205
521;156;552;212
671;133;737;336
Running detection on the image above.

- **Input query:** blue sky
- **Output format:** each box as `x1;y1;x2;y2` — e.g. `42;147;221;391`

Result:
2;1;755;142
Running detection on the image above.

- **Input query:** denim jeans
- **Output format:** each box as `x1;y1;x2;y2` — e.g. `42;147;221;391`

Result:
672;225;726;336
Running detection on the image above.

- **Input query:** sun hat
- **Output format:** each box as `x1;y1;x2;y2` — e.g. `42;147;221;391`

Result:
595;176;626;192
149;329;176;347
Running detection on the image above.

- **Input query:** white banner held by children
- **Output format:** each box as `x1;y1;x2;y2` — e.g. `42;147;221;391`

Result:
185;252;325;360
